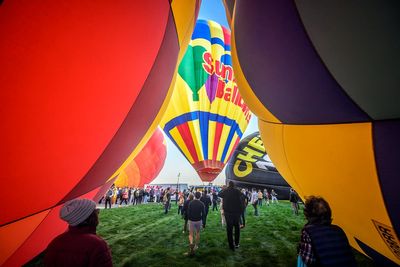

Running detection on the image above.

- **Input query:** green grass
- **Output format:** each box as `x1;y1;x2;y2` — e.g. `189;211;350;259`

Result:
26;201;374;266
95;201;373;267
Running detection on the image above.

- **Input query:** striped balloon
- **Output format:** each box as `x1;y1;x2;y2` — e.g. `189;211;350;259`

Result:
226;1;400;265
161;20;251;182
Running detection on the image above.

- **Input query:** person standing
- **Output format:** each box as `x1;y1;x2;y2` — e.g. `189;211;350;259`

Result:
163;187;171;214
218;181;244;251
187;192;205;255
200;190;211;228
44;199;113;267
263;189;270;206
240;189;249;228
271;189;278;203
212;190;219;211
298;196;356;266
250;188;259;216
257;190;263;207
182;193;194;233
104;187;113;209
178;193;184;215
289;188;300;215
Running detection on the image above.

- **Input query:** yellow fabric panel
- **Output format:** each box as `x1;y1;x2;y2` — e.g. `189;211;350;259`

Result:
224;133;239;163
208;20;224;40
0;210;49;265
191;39;210;49
231;27;280;124
208;121;217;159
258;120;304;195
187;120;203;161
217;124;231;160
280;122;397;264
171;0;199;62
170;127;194;164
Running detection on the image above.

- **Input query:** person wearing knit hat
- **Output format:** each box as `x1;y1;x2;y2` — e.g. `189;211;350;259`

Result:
44;198;113;267
60;198;97;226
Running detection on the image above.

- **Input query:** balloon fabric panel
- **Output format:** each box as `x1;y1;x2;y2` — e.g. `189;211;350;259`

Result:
225;131;290;197
0;211;49;266
161;19;250;182
229;0;399;264
115;128;167;188
295;1;400;120
3;187;101;267
0;1;200;265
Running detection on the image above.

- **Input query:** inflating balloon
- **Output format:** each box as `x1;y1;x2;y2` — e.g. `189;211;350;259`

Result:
161;19;251;182
115;128;167;188
226;1;400;265
0;1;200;265
225;132;290;198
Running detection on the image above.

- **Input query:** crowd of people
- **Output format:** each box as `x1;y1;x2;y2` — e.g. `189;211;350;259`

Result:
98;186;182;209
43;183;357;266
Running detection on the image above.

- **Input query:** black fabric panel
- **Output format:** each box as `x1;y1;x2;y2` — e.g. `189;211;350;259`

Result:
295;1;400;120
372;120;400;243
233;0;369;124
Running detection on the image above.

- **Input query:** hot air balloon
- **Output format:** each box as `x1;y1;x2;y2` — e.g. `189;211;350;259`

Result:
115;128;167;188
0;1;200;265
226;1;400;265
225;132;290;198
160;19;251;183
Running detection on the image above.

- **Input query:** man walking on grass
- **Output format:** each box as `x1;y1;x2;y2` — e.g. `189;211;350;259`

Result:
218;181;244;251
187;191;205;255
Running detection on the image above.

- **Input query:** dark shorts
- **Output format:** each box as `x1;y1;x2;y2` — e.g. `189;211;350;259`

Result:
188;220;202;232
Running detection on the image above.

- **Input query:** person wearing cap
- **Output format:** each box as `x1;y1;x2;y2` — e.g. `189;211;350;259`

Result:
44;198;113;267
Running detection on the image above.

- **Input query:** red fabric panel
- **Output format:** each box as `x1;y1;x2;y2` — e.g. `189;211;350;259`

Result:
135;129;167;187
3;187;102;267
213;123;224;161
177;123;199;162
60;7;179;202
0;1;171;225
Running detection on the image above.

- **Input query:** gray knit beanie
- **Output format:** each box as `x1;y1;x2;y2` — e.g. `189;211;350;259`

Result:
60;199;96;226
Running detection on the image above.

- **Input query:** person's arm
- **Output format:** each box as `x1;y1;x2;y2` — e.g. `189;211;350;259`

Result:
298;228;316;266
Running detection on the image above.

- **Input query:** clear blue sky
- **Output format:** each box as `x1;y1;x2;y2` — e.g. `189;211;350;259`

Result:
152;0;259;186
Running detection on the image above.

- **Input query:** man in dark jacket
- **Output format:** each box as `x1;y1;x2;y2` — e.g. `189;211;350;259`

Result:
200;190;211;228
187;191;205;255
218;181;244;251
44;198;113;267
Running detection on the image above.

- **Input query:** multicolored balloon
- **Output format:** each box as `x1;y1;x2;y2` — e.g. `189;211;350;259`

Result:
161;19;251;182
225;132;290;198
115;128;167;188
226;1;400;265
0;1;200;266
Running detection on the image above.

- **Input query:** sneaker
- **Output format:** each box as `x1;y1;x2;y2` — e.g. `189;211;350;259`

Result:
194;245;199;251
235;244;240;249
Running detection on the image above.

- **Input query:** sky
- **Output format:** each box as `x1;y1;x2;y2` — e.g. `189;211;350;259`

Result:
151;0;259;186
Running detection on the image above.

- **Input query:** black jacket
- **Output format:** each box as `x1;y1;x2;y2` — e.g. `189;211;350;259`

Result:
187;199;205;221
218;187;244;214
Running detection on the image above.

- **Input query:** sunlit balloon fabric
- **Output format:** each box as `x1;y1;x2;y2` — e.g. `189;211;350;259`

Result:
226;1;400;265
161;20;251;182
0;1;200;265
115;128;167;188
225;132;290;198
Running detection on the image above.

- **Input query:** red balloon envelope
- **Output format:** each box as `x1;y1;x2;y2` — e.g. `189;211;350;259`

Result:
115;128;167;188
0;1;200;266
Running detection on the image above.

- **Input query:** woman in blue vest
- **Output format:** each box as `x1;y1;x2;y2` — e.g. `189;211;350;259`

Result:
298;196;356;267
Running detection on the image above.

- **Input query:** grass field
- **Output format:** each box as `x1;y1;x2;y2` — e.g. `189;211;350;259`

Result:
27;201;374;266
